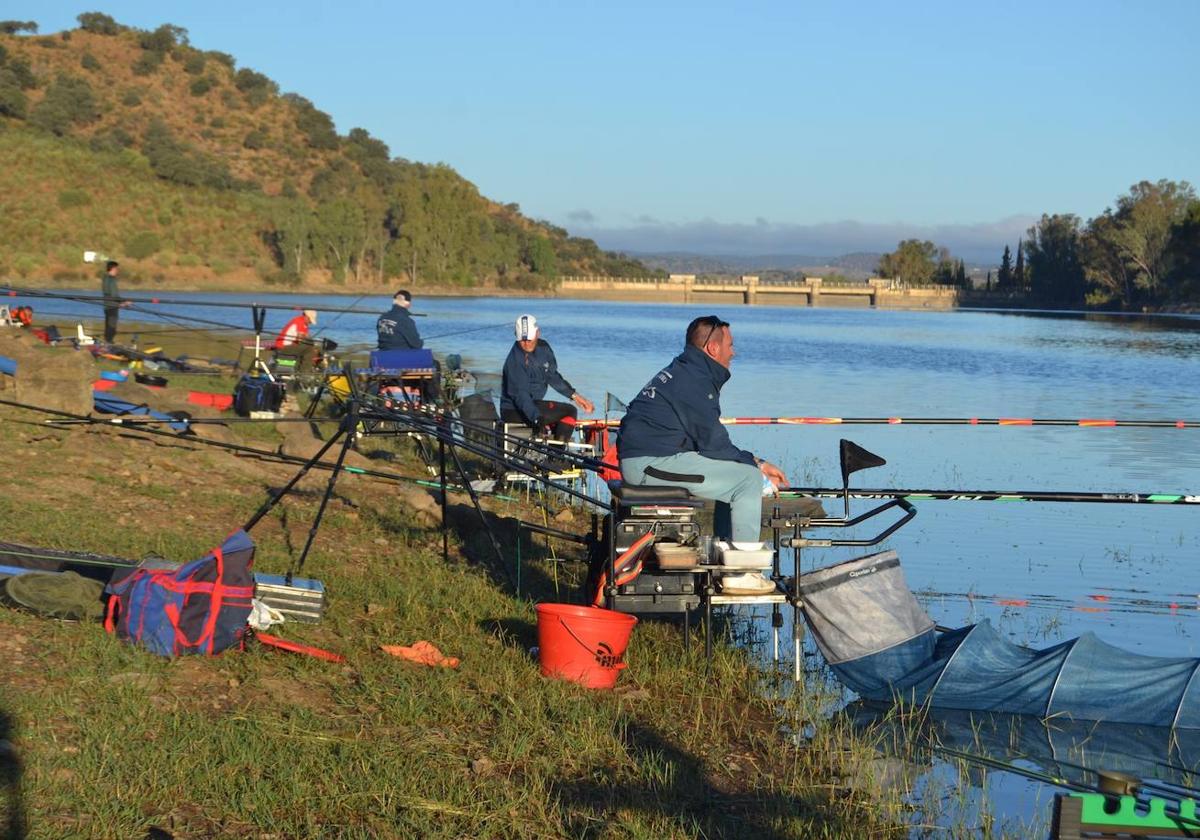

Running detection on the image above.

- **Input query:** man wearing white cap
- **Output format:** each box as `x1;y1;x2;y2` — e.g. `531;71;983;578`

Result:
274;309;317;349
500;314;594;441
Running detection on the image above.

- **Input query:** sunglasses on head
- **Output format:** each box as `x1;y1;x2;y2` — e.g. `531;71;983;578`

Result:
695;315;729;347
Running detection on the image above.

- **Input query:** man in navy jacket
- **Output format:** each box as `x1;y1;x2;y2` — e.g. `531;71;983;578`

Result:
501;314;594;441
619;315;787;545
376;290;423;350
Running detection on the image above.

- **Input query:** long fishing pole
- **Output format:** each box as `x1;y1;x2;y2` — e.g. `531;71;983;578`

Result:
781;487;1200;505
424;321;511;341
934;744;1200;829
582;416;1200;430
2;285;422;316
718;415;1200;429
0;396;489;494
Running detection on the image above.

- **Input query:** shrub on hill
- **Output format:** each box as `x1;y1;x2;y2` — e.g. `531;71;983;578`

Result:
189;76;212;97
76;12;122;36
30;74;99;136
80;51;100;71
141;119;235;189
0;72;28;118
183;53;205;75
132;51;163;76
0;21;39;35
125;231;161;259
242;128;266;150
57;189;91;209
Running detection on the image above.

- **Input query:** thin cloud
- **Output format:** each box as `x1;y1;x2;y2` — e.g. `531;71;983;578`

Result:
572;216;1036;263
566;209;596;224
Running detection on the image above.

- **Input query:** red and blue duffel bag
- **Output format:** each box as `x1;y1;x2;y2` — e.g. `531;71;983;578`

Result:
105;529;256;657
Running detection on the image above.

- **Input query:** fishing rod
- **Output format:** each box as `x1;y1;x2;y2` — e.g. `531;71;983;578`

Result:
719;415;1200;429
582;416;1200;430
1008;747;1200;801
3;286;423;316
424;321;511;341
934;744;1200;829
781;487;1200;506
0;396;492;495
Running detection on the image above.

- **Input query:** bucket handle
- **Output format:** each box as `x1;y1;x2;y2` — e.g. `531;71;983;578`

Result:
558;615;627;670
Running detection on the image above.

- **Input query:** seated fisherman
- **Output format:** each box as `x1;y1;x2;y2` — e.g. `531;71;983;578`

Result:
618;315;787;547
376;289;422;350
275;309;316;349
501;314;594;442
375;289;439;403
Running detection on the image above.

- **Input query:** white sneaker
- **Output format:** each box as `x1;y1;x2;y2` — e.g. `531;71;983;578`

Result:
718;572;777;595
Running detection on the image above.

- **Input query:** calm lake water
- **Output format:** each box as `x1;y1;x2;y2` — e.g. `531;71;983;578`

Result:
27;290;1200;835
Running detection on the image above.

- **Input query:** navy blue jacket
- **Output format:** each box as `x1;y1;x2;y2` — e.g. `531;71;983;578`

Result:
618;344;755;466
500;339;575;424
376;305;423;350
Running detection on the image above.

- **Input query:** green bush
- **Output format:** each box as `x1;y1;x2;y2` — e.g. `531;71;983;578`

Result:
76;12;122;35
233;68;274;93
207;51;234;69
6;57;35;89
88;127;133;152
189;76;212;97
176;253;201;267
138;24;186;54
209;115;225;128
183;53;206;75
80;52;101;72
242;128;266;150
125;231;162;259
57;189;91;209
13;254;41;278
0;21;38;35
121;89;141;107
0;44;7;64
140;119;234;189
0;72;28;119
132;52;162;77
30;74;99;136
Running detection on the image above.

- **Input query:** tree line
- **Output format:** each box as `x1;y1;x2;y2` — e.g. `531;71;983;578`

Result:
876;180;1199;310
994;180;1198;309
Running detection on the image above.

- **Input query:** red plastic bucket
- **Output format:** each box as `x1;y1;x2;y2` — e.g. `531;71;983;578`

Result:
536;603;637;689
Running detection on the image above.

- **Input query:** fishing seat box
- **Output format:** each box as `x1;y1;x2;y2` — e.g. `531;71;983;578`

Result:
610;482;704;551
608;483;705;614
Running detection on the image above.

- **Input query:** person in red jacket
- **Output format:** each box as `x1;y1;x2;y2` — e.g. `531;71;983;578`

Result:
274;309;316;349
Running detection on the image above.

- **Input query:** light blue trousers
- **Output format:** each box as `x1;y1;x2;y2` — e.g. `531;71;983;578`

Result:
620;452;762;543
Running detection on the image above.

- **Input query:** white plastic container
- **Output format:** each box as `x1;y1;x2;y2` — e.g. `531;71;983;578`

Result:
717;544;773;569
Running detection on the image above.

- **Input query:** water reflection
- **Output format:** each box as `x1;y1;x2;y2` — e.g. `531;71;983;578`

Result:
843;701;1200;837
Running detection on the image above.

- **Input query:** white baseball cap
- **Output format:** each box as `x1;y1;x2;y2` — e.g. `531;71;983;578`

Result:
515;314;538;341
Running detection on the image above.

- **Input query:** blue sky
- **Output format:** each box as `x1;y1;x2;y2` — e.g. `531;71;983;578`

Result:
9;1;1200;260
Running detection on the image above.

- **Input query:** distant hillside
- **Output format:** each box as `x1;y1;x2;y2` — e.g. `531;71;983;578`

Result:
630;251;885;279
0;15;655;288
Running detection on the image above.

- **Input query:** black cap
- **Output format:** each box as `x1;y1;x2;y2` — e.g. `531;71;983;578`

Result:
394;289;412;302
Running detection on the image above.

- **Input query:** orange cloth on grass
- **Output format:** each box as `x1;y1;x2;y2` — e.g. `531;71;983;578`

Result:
380;640;460;669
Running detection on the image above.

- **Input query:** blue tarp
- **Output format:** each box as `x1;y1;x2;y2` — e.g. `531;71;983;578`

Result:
93;390;190;432
801;551;1200;729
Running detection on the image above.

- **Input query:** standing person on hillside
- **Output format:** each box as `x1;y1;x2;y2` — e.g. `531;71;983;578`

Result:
100;260;127;343
500;314;594;442
376;289;423;350
274;309;316;349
